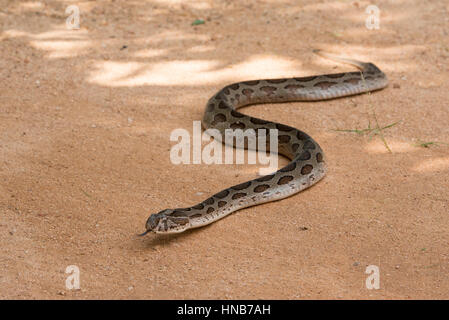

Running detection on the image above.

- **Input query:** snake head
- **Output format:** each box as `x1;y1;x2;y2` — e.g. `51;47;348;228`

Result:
140;209;191;235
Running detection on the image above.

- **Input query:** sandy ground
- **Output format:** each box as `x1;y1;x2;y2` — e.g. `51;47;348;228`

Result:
1;0;448;299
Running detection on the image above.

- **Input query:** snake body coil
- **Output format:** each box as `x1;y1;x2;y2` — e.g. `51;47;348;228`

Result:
142;51;388;234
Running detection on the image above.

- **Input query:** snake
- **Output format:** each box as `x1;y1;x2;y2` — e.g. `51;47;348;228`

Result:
140;50;388;235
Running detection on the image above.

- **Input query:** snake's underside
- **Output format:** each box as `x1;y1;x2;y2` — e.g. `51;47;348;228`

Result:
141;50;388;234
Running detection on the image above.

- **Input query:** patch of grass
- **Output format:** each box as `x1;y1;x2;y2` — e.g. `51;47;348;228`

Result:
332;69;401;153
413;140;448;148
80;188;92;198
334;116;401;153
333;117;400;153
333;118;400;153
333;120;400;136
371;110;397;153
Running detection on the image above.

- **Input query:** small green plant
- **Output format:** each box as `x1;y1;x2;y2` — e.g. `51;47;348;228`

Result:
413;140;448;148
333;116;400;153
332;69;401;153
333;120;399;136
80;188;92;198
191;19;205;26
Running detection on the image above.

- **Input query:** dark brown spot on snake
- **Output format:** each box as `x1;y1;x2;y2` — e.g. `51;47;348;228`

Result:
260;86;277;95
218;101;228;109
303;140;316;150
297;150;311;161
231;110;245;118
172;210;186;217
278;135;291;143
250;117;269;125
256;174;275;182
211;113;226;125
280;161;296;172
231;181;252;190
204;197;214;205
296;131;308;140
301;165;313;175
254;184;270;193
230;122;245;130
232;193;246;200
314;81;337;90
267;79;287;84
326;73;345;78
171;217;189;225
295;76;317;82
214;190;229;199
278;176;294;185
275;123;293;131
193;203;204;210
244;80;260;86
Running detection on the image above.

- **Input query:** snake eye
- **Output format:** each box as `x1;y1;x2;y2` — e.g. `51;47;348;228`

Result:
145;213;162;232
138;214;160;236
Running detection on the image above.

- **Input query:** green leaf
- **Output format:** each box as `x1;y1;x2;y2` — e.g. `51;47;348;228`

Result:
192;19;205;26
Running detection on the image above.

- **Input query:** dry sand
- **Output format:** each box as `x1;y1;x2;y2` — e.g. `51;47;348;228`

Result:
0;0;448;299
